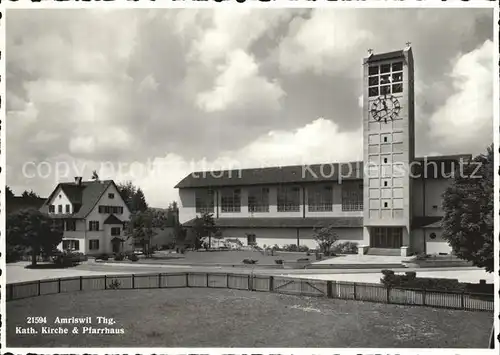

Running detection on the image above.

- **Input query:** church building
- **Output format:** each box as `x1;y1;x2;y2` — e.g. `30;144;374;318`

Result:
175;46;470;256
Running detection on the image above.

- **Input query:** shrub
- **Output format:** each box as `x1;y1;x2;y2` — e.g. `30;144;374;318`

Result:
380;270;467;291
271;244;281;251
128;254;139;262
242;258;257;264
381;269;395;276
274;259;284;264
95;253;109;261
298;245;309;252
297;258;309;262
283;244;298;252
108;279;121;289
405;271;417;280
114;253;125;261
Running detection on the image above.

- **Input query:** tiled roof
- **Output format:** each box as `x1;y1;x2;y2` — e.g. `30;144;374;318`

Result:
104;214;123;225
367;50;405;63
40;180;116;219
175;154;472;189
412;216;442;229
183;217;363;228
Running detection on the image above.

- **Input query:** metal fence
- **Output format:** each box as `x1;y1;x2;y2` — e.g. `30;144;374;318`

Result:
6;272;494;312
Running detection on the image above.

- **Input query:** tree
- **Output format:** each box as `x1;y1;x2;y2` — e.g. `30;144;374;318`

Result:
192;212;216;250
166;201;179;226
312;225;339;256
5;185;15;199
117;181;137;211
117;181;150;213
131;188;148;212
441;145;494;272
21;190;41;199
125;208;170;257
7;209;64;266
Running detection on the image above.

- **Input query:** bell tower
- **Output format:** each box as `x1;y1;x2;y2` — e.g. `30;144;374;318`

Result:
362;45;415;252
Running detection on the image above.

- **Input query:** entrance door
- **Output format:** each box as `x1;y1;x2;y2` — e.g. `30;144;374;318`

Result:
112;241;121;253
370;227;402;248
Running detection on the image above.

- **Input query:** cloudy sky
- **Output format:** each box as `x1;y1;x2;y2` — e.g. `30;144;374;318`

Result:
6;8;494;207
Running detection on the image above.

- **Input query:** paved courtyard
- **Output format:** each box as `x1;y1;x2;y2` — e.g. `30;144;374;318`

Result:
7;261;493;284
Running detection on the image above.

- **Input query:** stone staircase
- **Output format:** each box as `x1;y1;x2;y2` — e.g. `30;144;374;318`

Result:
366;248;401;256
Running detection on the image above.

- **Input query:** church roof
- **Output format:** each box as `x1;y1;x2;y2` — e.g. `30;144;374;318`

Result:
367;50;405;63
175;154;472;189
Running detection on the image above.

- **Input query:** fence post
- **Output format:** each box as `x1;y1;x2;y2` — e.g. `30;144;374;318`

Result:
206;273;209;288
38;280;41;296
158;273;162;288
58;278;61;293
186;273;190;287
226;274;230;289
132;274;135;289
461;292;465;310
422;289;426;306
353;283;357;300
80;276;83;291
327;281;332;298
386;287;391;304
104;275;107;290
248;274;251;291
269;276;274;292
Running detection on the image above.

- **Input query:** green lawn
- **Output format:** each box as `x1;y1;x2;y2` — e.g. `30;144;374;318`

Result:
7;288;492;347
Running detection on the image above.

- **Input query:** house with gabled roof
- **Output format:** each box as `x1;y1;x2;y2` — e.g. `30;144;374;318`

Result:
40;177;132;255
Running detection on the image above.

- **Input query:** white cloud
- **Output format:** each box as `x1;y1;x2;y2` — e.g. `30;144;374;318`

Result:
122;118;362;207
429;40;493;154
277;10;373;75
196;50;285;112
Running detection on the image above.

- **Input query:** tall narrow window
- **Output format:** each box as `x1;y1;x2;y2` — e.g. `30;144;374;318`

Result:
195;189;215;213
248;187;270;213
308;185;333;212
341;182;363;211
221;188;241;213
89;221;100;231
277;186;301;212
66;220;76;231
89;240;100;250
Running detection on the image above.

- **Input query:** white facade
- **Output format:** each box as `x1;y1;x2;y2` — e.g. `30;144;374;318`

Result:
48;181;133;255
178;184;363;224
177;48;456;256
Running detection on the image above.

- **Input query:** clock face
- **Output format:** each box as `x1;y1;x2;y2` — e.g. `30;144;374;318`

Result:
370;95;401;123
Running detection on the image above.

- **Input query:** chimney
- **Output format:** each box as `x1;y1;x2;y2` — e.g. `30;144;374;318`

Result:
74;177;82;186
